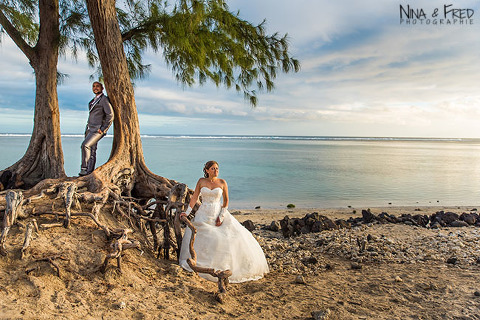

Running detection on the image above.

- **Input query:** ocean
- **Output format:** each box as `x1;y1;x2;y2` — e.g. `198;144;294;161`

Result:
1;134;480;209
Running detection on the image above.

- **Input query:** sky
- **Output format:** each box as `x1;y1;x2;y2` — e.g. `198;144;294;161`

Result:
1;0;480;138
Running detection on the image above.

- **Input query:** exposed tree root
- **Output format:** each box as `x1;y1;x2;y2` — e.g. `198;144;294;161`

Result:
21;222;34;259
179;214;232;303
39;222;64;229
58;182;78;228
26;255;68;278
101;228;139;273
32;218;39;232
36;211;112;237
0;173;192;275
0;190;24;255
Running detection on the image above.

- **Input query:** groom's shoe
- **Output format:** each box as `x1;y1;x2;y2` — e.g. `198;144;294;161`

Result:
78;169;88;176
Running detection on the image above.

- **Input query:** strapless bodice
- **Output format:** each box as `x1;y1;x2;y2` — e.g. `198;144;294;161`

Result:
200;187;223;204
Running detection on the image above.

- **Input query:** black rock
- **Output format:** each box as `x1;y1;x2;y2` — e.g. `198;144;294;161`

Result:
362;209;376;223
306;212;320;221
280;216;296;238
316;239;328;246
431;222;441;229
446;257;458;264
378;212;398;223
460;212;478;225
279;212;350;237
269;220;280;232
295;275;306;284
351;263;362;270
449;220;469;228
321;216;338;230
311;216;338;232
412;214;430;227
474;291;480;297
347;217;363;228
310;221;323;233
302;257;318;265
431;211;459;227
335;219;350;229
296;218;306;228
300;226;311;234
305;217;316;227
398;214;429;227
241;220;256;232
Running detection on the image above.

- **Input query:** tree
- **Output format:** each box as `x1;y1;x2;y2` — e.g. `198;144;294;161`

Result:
0;0;65;189
0;0;299;276
84;0;300;198
84;0;173;199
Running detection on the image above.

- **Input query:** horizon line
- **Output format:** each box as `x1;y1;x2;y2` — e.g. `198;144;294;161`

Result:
0;133;474;141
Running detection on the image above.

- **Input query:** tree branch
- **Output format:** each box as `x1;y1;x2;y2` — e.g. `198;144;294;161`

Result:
122;25;147;42
0;9;35;60
121;20;164;43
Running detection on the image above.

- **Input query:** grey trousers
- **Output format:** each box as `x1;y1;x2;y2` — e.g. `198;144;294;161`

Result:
81;130;104;174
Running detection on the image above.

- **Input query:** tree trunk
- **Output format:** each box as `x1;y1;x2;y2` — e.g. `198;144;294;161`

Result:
0;0;65;190
85;0;173;198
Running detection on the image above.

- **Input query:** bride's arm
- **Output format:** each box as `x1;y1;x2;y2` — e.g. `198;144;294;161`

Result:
216;180;229;226
222;180;229;208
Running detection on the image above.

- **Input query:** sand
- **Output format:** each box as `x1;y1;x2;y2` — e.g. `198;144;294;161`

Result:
1;205;479;319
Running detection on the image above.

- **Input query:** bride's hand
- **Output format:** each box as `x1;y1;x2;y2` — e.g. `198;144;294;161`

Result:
215;216;222;226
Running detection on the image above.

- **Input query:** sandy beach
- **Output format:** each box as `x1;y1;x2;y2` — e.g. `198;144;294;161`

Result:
1;205;480;319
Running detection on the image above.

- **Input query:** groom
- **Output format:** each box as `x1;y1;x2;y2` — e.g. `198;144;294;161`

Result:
79;81;114;176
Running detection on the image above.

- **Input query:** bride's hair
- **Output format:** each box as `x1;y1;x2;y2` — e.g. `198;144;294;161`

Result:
203;160;219;178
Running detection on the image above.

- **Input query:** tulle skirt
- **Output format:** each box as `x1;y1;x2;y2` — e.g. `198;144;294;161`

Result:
179;204;269;283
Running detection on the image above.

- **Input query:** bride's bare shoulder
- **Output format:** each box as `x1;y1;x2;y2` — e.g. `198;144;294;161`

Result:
197;177;208;185
194;178;207;188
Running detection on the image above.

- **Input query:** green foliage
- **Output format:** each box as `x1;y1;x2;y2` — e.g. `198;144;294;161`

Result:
1;0;300;105
0;0;38;46
0;0;91;60
118;0;300;105
59;0;91;60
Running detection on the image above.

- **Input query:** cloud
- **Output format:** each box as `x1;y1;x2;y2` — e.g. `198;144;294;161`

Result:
228;0;395;46
1;1;480;138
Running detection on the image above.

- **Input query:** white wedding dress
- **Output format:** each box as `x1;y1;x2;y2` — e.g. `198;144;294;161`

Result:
179;187;269;283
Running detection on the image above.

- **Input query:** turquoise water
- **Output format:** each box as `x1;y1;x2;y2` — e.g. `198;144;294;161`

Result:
2;134;480;209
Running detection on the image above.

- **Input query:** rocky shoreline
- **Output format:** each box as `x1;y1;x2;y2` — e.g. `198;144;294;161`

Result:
238;208;480;276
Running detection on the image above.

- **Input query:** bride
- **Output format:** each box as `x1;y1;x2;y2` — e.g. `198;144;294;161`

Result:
178;160;269;283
